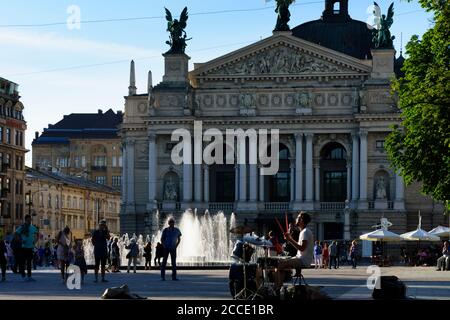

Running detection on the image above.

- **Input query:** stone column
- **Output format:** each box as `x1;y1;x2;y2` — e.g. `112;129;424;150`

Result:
194;164;203;203
359;130;368;209
203;165;210;203
351;132;360;203
305;133;314;202
126;139;135;209
235;165;239;202
182;137;193;202
346;164;352;201
148;132;157;206
294;133;303;203
194;134;203;203
314;165;320;202
121;143;127;205
238;140;247;202
249;138;258;202
344;201;351;241
259;165;265;202
394;173;405;210
290;160;295;202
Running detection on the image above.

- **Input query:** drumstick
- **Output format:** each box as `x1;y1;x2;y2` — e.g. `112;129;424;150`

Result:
275;217;286;239
285;213;289;234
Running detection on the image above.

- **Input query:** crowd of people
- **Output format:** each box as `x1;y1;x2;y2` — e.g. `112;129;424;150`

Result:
0;215;181;283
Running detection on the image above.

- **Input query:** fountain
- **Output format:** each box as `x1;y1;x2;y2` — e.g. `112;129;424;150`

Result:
83;210;237;267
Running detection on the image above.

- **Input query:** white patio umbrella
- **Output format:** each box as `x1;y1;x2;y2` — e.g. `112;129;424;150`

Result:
400;228;441;241
428;226;450;238
359;229;402;242
360;228;401;266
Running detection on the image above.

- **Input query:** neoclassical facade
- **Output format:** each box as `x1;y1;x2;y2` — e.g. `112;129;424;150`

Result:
120;1;445;250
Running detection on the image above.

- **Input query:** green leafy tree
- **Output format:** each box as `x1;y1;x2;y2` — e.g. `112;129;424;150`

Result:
386;0;450;210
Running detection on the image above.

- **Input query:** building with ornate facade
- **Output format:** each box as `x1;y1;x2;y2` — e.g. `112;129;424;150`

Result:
120;0;445;252
25;167;120;240
32;109;123;190
0;77;27;236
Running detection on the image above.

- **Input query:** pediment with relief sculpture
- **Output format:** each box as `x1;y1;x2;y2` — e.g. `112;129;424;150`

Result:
191;33;371;80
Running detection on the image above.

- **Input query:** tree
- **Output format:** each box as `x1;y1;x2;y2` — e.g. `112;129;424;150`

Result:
385;0;450;210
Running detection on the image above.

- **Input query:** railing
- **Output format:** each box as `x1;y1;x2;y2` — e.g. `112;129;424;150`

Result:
263;202;290;212
209;202;234;212
388;201;394;210
320;202;345;212
367;201;394;210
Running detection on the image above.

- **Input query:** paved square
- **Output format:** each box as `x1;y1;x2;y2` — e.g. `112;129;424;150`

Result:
0;266;449;300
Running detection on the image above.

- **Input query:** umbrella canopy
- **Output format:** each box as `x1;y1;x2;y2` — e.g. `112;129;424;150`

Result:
400;228;441;241
359;229;402;242
428;226;450;237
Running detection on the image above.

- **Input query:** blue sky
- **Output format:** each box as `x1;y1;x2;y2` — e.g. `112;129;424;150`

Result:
0;0;433;165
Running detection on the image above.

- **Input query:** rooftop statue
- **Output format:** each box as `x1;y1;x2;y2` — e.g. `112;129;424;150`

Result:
165;7;190;54
274;0;295;32
372;2;395;49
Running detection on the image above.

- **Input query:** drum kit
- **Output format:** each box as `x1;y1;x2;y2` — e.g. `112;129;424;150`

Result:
229;225;289;300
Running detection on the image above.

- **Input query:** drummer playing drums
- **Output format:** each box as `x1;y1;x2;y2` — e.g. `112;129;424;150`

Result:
274;212;314;291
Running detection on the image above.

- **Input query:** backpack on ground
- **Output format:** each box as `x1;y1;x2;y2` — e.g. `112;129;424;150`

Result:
372;276;407;300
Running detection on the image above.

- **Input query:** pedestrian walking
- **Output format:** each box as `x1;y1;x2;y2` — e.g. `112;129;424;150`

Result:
56;227;72;283
313;240;322;269
144;241;152;270
328;241;338;269
154;242;164;267
15;215;39;282
126;238;139;273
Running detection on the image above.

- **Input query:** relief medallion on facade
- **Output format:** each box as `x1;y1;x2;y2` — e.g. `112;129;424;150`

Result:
258;94;269;107
138;103;148;114
271;94;283;107
314;93;325;107
327;93;339;106
229;94;240;107
216;95;227;108
203;95;214;108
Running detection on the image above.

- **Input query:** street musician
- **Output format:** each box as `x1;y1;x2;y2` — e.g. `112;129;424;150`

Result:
274;212;314;290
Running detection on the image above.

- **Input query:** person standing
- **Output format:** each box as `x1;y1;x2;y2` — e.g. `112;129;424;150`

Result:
5;241;14;272
56;227;72;283
111;238;121;273
160;218;182;281
143;241;152;270
336;241;341;268
10;233;22;273
350;240;358;269
313;240;322;269
328;241;337;269
322;242;329;269
0;237;7;282
126;238;139;274
91;220;111;283
73;241;87;283
15;215;39;282
154;242;164;267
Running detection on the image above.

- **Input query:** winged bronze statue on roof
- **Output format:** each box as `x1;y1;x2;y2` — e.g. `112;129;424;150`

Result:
372;2;395;49
165;7;191;54
274;0;295;32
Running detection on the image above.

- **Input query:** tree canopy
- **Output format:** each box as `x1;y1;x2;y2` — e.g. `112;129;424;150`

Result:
386;0;450;210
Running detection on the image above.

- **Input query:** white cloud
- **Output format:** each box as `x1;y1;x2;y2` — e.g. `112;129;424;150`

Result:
0;29;159;58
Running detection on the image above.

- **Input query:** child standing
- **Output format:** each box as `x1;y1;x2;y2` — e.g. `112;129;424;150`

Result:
73;241;87;283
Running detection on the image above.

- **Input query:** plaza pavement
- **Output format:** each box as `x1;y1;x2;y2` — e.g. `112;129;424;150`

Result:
0;266;448;300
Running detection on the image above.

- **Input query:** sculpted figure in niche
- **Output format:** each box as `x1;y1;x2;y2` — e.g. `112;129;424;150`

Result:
376;176;387;199
164;175;179;201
